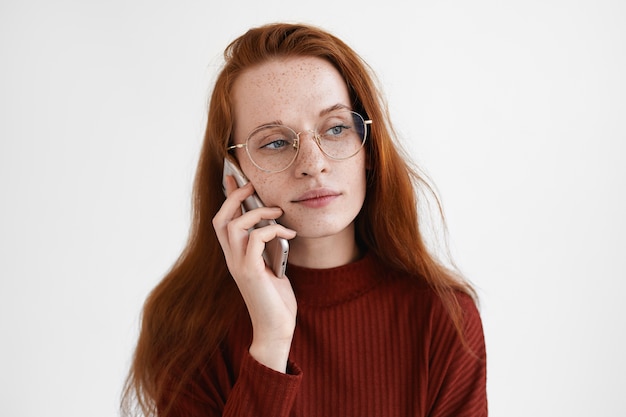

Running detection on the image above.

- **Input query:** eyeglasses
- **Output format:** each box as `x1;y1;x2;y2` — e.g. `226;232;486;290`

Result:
227;110;372;173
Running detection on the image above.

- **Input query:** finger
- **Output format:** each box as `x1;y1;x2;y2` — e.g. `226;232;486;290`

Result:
213;181;254;231
227;205;284;232
224;207;284;255
223;174;240;196
226;208;296;264
246;225;297;258
224;180;254;209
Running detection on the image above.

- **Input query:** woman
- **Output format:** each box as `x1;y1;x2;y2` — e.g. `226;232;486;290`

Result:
123;23;487;416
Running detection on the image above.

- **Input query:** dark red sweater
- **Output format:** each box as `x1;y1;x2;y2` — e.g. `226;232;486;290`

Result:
170;254;487;416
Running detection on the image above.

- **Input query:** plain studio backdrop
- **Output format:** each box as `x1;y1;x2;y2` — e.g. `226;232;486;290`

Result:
1;0;624;416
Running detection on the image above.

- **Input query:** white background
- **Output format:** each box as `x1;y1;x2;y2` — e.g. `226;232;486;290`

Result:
1;1;624;416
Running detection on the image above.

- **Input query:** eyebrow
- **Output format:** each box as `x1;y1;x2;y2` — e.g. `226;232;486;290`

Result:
250;104;352;132
319;103;351;117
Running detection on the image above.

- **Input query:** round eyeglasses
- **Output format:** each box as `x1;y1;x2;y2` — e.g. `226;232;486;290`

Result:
227;110;372;173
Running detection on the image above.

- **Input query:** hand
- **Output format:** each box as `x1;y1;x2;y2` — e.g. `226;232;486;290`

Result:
212;176;298;372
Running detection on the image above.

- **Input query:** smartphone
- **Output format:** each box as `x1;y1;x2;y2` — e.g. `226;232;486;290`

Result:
222;156;289;278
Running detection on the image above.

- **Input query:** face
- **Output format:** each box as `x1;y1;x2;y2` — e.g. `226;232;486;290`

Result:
230;56;367;242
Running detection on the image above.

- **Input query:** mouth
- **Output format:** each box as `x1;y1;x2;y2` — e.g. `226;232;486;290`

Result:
292;188;341;208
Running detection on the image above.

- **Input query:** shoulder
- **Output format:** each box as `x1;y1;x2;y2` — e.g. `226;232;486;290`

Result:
382;265;477;310
380;265;483;338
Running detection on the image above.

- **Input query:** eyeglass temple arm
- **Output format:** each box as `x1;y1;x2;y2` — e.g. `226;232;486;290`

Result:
227;143;246;151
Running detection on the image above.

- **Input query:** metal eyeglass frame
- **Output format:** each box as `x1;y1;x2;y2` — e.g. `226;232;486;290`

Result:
226;111;373;173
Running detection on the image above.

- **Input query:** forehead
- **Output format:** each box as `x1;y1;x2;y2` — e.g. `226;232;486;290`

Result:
231;57;351;133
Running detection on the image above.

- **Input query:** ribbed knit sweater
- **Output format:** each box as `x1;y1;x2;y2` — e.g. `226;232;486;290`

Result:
171;253;487;416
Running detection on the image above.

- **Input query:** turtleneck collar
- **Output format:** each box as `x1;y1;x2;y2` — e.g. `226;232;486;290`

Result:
285;252;385;308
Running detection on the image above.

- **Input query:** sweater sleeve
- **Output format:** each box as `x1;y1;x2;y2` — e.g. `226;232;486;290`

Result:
158;349;302;417
222;351;303;417
426;293;488;417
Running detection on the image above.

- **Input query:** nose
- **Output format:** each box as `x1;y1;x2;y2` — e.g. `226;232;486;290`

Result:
293;130;329;177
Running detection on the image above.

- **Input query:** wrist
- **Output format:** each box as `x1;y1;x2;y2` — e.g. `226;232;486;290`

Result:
249;337;292;373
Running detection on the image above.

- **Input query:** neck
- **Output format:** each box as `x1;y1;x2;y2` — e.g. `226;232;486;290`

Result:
287;226;362;269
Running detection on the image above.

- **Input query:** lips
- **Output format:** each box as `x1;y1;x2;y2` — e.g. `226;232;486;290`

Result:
293;188;341;208
294;188;340;202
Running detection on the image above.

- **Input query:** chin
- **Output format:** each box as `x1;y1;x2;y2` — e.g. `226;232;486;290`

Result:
284;217;356;241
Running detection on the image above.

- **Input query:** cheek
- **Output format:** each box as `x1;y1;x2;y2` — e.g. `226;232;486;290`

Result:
237;157;282;206
248;176;284;208
345;155;368;191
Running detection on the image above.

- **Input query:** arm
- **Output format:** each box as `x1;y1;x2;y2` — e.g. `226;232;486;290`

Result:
222;352;302;416
144;176;301;417
157;349;302;417
212;176;298;372
163;175;299;417
427;293;488;417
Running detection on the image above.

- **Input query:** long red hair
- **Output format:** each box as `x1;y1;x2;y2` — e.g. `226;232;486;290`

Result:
122;22;476;416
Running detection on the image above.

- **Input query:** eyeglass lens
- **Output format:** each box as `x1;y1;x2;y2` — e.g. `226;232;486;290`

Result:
246;110;367;172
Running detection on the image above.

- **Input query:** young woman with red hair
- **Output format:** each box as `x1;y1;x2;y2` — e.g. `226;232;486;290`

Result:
123;23;487;416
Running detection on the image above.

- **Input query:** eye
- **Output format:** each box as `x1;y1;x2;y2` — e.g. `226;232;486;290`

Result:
250;126;296;152
330;125;346;135
262;139;289;150
324;123;351;139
